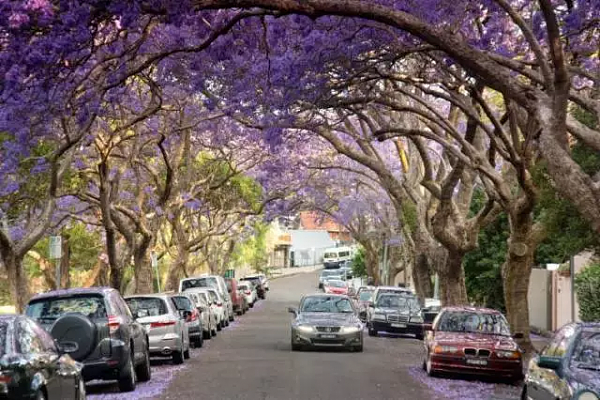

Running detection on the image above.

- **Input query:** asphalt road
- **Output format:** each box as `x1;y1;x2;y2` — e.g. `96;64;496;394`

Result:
155;270;432;400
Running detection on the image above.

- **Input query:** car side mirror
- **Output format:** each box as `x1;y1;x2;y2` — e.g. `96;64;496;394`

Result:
538;355;561;370
512;332;524;339
287;307;297;317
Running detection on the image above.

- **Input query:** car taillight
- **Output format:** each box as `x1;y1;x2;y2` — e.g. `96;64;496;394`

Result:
0;373;11;384
189;309;199;322
244;290;251;295
108;315;121;335
150;321;177;328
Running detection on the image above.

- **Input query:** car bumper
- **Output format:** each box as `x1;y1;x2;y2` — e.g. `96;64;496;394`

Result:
369;321;423;336
80;344;128;381
323;262;341;269
430;354;523;379
149;334;184;355
291;328;363;348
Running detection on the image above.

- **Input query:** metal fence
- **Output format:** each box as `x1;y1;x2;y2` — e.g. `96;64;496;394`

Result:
290;246;330;267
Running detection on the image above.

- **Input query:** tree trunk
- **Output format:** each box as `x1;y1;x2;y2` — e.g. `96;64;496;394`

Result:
413;253;434;300
438;250;468;306
502;213;537;354
2;250;30;312
166;245;189;291
59;234;70;289
364;246;380;285
133;236;154;294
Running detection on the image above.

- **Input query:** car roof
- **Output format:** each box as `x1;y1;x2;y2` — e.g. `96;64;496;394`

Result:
125;293;173;300
441;306;502;314
302;293;348;299
29;286;116;301
579;322;600;329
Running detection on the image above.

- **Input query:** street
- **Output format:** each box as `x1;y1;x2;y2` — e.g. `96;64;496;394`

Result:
146;271;521;400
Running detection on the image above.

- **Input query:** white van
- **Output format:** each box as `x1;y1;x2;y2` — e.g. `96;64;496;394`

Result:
179;275;234;323
323;246;353;269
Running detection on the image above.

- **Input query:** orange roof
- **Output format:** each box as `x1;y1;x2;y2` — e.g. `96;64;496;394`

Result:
299;211;347;233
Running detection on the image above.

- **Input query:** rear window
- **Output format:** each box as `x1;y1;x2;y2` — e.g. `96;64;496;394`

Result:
0;322;8;356
125;297;168;316
172;296;194;311
26;295;107;323
225;280;233;292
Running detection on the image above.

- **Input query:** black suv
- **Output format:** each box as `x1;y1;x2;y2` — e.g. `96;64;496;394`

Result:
25;287;151;392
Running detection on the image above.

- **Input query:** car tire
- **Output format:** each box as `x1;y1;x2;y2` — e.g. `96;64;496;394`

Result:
249;302;254;308
368;328;377;337
224;317;230;327
291;341;302;351
195;335;204;348
135;347;151;382
184;347;190;360
51;313;97;361
353;344;364;352
229;312;235;322
237;310;243;316
117;354;136;392
172;346;184;365
203;330;211;340
217;321;222;331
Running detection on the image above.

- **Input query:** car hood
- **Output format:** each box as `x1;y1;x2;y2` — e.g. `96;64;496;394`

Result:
433;331;517;350
570;367;600;394
297;312;358;326
375;307;418;316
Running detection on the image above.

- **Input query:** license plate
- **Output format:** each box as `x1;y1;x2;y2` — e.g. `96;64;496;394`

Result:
466;359;488;366
391;323;407;328
320;334;337;339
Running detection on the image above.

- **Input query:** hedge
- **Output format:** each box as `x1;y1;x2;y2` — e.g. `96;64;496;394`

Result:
574;263;600;322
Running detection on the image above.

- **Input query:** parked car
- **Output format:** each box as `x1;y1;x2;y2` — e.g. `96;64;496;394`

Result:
125;294;190;364
288;293;363;352
423;306;523;383
26;287;151;392
240;276;266;300
318;269;343;289
225;278;245;316
339;261;353;279
179;275;234;323
323;279;348;295
203;288;226;330
237;281;257;308
522;322;600;400
182;288;218;338
353;286;375;322
367;293;424;339
172;294;203;348
0;314;86;400
244;273;269;291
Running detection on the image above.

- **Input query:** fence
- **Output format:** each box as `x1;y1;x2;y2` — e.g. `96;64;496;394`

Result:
290;247;330;268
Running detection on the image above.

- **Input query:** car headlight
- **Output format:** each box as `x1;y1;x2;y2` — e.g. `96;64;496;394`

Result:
295;324;314;333
341;325;362;334
410;315;424;323
372;313;386;321
433;345;460;354
576;391;599;400
495;350;521;359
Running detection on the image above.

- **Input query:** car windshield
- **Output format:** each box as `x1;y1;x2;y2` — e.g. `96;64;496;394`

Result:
327;280;346;288
181;278;217;291
238;283;249;290
300;296;354;313
125;297;168;316
359;291;373;301
172;296;194;311
324;252;337;258
26;295;107;322
0;322;8;356
376;295;419;310
321;270;340;277
571;330;600;370
437;311;510;336
242;278;261;285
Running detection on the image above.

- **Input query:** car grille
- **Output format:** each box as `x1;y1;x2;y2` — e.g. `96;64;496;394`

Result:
387;314;409;323
311;338;345;345
315;326;341;333
464;348;491;358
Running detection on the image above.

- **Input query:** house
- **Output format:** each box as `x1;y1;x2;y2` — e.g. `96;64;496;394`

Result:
298;211;352;244
289;230;336;267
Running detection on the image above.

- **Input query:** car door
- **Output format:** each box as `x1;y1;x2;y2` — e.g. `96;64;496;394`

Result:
112;292;145;364
16;318;65;399
528;325;576;400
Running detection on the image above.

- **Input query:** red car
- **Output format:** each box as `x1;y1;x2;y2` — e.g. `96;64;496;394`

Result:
323;279;348;295
225;278;246;316
423;306;523;382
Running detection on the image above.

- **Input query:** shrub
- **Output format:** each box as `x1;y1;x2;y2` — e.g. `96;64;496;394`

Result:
574;263;600;322
352;247;367;278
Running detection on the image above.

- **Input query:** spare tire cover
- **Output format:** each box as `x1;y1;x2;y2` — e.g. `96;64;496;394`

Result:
51;313;96;361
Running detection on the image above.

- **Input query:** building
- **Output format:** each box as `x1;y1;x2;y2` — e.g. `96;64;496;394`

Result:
298;211;352;244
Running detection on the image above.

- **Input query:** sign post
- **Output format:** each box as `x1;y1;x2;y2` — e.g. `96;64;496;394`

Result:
49;236;62;288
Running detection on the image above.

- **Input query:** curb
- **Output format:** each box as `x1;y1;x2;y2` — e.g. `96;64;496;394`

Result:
269;268;322;281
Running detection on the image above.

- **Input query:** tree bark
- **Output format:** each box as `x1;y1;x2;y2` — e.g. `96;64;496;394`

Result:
59;234;70;289
2;250;30;312
413;253;434;299
364;245;381;285
133;235;154;294
438;250;468;306
502;211;540;354
166;245;190;291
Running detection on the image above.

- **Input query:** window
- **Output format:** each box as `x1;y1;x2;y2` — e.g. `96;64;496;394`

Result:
126;297;168;316
0;322;8;356
26;295;107;323
300;296;354;313
544;324;576;357
15;318;44;354
172;296;194;312
571;330;600;369
436;311;511;336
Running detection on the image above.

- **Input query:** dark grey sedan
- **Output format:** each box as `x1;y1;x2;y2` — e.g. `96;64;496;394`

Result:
288;294;364;352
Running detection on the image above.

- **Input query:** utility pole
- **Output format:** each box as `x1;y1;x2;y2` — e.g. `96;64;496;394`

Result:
382;233;388;285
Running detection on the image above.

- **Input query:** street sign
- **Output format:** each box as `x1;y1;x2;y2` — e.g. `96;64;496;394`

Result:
151;252;158;268
224;269;235;278
49;236;62;259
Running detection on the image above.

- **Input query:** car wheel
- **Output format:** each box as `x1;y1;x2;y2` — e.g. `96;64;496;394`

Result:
368;328;377;337
77;378;87;400
224;318;230;327
135;347;151;382
229;312;235;322
291;341;302;351
415;332;424;341
249;302;254;308
520;385;528;400
203;329;211;340
237;310;243;316
353;344;364;352
217;321;222;331
172;346;185;365
117;354;136;392
195;334;204;348
184;347;190;359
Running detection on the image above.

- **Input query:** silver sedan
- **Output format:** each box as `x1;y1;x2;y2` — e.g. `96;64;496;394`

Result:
288;294;364;352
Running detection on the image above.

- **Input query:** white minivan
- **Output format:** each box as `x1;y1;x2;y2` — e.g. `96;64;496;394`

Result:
179;275;234;323
323;246;354;269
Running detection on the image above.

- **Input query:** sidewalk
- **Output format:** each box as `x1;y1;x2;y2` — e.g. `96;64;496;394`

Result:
269;265;322;280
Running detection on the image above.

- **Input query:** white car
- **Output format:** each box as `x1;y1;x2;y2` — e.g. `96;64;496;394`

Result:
179;275;234;324
245;273;269;291
182;289;218;339
237;281;257;308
